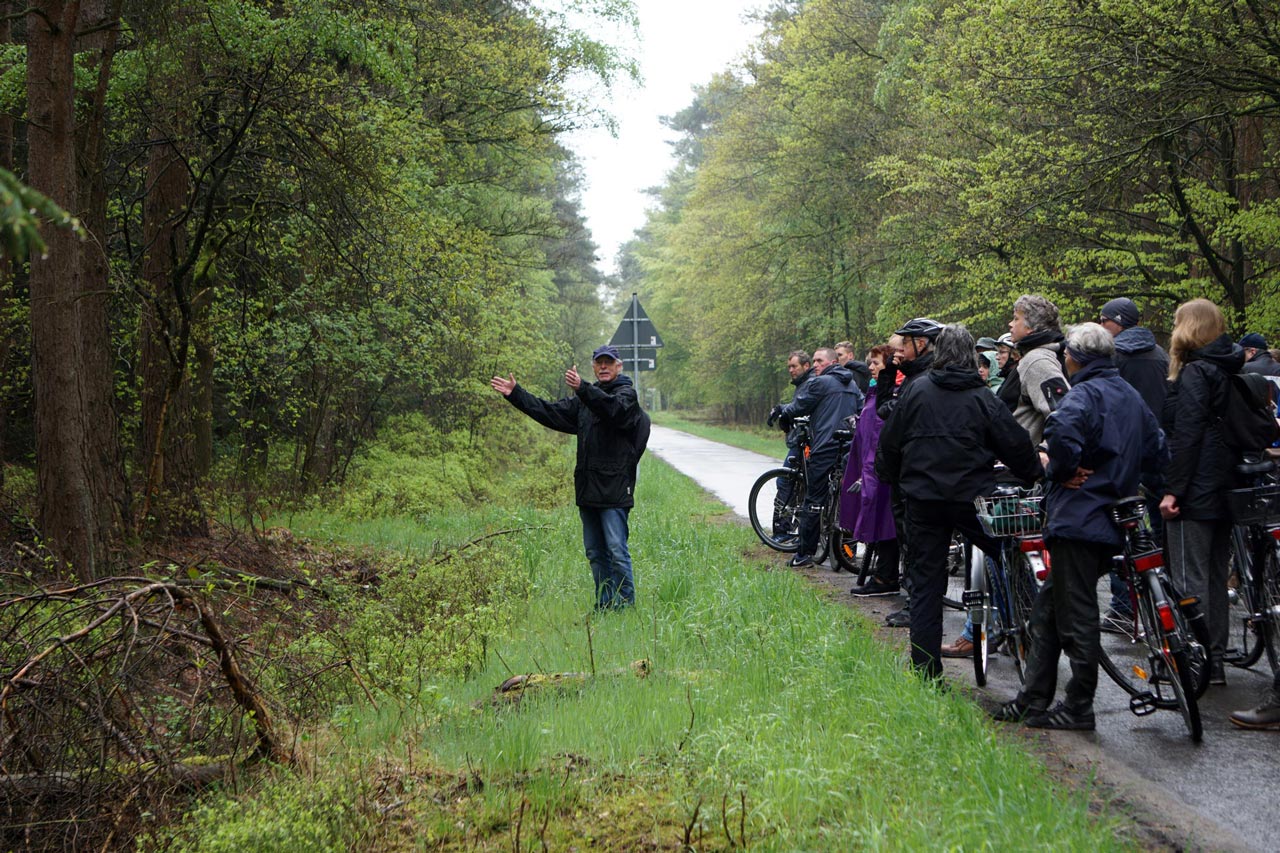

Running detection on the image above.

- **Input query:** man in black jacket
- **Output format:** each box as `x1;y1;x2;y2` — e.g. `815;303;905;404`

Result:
777;347;864;568
1240;333;1280;377
767;351;814;542
877;326;1043;679
491;344;648;609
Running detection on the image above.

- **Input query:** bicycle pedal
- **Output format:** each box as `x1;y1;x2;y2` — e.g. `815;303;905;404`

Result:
1129;692;1159;716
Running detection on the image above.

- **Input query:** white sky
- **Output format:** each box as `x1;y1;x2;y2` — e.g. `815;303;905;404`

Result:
561;1;766;275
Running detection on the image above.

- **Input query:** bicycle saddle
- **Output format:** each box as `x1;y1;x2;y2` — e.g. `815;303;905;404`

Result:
1236;459;1276;478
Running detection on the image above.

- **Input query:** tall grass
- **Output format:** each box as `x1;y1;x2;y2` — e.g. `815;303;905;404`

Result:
161;452;1135;851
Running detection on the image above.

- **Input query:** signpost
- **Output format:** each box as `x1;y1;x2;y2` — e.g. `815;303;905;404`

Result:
608;293;663;398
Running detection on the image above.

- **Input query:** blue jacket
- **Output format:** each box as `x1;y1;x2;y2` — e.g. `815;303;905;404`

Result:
1113;326;1170;424
780;363;864;457
1043;361;1168;546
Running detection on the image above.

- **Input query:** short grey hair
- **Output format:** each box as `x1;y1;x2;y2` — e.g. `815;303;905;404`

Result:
931;325;979;370
1013;294;1060;332
1064;322;1115;361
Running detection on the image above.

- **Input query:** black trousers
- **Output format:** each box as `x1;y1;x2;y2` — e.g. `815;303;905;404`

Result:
797;447;838;558
903;500;1001;679
1016;538;1115;713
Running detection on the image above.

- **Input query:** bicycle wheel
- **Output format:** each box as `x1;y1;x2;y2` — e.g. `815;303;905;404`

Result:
812;500;832;565
831;528;860;572
1165;582;1211;700
1004;550;1039;684
1168;646;1204;742
748;468;803;552
970;548;992;687
1226;533;1266;668
1259;542;1280;672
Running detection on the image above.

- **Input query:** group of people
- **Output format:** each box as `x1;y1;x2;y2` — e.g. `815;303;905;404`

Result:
774;295;1280;732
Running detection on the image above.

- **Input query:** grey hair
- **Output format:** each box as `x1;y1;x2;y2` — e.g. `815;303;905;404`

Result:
931;325;979;370
1064;322;1115;360
1013;294;1060;332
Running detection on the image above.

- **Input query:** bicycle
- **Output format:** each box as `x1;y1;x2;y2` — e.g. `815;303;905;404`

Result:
1225;459;1280;670
748;416;853;566
1097;495;1211;742
968;485;1048;686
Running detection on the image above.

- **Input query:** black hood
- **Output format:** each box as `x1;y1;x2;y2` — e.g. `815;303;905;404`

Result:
1189;333;1246;373
928;364;986;391
823;363;856;386
598;373;634;392
1114;326;1157;355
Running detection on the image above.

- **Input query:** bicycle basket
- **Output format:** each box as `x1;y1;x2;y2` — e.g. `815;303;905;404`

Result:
974;493;1045;537
1227;484;1280;526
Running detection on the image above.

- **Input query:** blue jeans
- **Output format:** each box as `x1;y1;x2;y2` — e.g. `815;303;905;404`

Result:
580;507;634;609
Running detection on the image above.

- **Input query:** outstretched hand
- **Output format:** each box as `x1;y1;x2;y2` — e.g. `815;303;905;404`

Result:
490;373;516;397
564;365;582;390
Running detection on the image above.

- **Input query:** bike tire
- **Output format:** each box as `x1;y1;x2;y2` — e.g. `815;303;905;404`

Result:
1169;647;1204;742
831;529;859;573
1227;534;1266;668
813;503;832;565
1169;587;1212;700
943;535;968;610
1257;542;1280;672
1005;550;1039;684
748;468;803;552
970;548;991;687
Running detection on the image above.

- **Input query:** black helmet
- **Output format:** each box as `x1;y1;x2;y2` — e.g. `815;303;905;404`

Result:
894;317;944;339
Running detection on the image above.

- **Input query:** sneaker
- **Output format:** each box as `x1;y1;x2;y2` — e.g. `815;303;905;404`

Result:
788;554;815;568
1229;690;1280;730
852;578;901;598
941;637;974;658
1100;608;1132;636
774;533;798;546
885;608;911;628
1025;701;1095;731
990;699;1032;723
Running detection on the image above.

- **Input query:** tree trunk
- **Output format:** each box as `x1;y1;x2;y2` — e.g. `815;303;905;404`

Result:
26;0;124;579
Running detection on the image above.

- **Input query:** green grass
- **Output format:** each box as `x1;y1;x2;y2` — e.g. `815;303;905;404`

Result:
651;409;787;458
163;452;1136;851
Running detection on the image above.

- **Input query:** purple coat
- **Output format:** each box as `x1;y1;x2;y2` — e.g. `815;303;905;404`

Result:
838;392;896;542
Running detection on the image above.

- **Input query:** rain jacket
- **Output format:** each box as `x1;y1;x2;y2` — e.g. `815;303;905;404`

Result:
1114;326;1170;422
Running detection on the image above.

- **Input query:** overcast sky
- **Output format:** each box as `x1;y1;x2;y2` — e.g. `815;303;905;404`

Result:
561;1;766;275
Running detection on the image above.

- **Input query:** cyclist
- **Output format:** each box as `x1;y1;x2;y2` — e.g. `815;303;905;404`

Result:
878;318;945;628
991;323;1168;729
876;325;1042;680
490;344;648;610
995;332;1021;413
1097;296;1169;634
1008;294;1069;446
776;347;864;568
1161;299;1246;686
767;350;814;543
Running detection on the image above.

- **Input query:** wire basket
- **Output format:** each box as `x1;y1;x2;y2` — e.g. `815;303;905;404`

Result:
974;493;1045;538
1227;484;1280;526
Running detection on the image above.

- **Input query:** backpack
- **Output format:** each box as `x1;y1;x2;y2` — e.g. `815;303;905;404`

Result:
1217;372;1280;452
632;408;651;463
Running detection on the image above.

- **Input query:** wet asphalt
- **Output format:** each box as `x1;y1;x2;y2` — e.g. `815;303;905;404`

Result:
646;424;1278;853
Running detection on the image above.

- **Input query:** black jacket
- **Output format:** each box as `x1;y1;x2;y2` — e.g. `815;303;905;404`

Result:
1114;326;1170;422
781;363;864;456
506;374;645;508
876;364;1042;502
1243;349;1280;377
996;361;1021;413
1162;334;1246;520
843;360;872;394
1043;362;1168;546
784;366;815;449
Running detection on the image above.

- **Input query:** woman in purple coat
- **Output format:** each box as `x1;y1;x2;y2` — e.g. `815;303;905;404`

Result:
843;345;901;596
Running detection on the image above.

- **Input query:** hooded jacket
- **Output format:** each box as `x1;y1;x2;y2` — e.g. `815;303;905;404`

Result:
1043;361;1169;546
506;373;645;508
1113;326;1170;421
876;350;934;421
1162;334;1247;520
780;362;864;457
1243;349;1280;377
876;364;1042;502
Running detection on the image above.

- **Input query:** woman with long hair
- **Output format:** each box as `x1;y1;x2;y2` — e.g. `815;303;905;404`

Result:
1160;298;1245;686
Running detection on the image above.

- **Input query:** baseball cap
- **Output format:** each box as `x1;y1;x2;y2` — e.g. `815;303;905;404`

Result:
1239;333;1268;350
592;344;622;362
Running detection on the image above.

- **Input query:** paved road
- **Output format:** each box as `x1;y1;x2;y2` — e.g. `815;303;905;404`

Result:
647;424;1277;852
